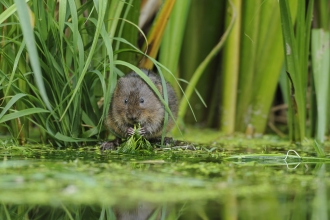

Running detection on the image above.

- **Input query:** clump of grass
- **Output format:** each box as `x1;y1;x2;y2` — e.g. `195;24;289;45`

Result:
118;124;153;154
279;0;313;142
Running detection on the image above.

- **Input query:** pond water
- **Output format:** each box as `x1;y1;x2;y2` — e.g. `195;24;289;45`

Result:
0;135;329;220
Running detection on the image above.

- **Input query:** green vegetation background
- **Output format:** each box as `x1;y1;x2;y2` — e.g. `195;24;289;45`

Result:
0;0;329;148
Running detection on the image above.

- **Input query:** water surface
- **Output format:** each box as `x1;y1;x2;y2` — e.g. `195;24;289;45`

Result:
0;137;329;219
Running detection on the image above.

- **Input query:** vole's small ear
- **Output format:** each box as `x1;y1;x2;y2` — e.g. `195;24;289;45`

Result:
118;76;128;86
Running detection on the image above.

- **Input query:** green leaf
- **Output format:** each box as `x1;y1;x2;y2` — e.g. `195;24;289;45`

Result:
54;132;96;142
14;0;53;111
0;108;49;123
311;29;329;143
0;0;29;24
0;93;26;119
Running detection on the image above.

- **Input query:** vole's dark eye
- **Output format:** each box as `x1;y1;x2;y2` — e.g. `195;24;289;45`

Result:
140;98;144;104
124;99;128;104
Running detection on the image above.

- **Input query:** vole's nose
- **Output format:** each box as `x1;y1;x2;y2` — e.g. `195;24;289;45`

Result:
128;115;137;121
127;113;138;122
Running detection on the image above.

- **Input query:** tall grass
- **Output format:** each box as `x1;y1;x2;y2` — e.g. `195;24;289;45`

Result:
0;0;144;147
245;0;298;136
279;0;314;142
1;0;330;146
159;0;191;90
1;0;182;147
213;0;298;136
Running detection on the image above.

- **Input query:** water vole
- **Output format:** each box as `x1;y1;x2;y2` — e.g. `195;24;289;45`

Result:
105;69;178;140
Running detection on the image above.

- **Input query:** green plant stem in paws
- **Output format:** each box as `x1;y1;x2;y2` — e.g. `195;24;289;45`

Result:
118;124;153;154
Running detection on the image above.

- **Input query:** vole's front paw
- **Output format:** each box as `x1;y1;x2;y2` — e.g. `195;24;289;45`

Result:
127;127;135;136
139;127;146;136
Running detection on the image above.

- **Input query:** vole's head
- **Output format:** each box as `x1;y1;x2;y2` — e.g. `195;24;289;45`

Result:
112;73;164;127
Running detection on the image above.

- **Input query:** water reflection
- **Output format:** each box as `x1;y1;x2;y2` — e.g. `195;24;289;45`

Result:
1;184;329;220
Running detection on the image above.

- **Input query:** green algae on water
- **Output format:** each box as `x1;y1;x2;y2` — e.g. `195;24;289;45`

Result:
2;138;330;220
118;124;153;154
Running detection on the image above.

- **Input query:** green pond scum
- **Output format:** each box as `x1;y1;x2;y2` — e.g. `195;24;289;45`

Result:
1;134;330;219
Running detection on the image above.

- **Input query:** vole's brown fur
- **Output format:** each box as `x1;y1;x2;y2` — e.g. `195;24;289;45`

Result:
105;69;178;139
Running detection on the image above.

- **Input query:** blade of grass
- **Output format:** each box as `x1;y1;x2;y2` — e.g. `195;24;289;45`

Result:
14;0;52;111
0;0;29;25
235;0;260;131
220;0;241;134
313;140;326;158
154;66;170;145
159;0;191;87
115;0;141;73
0;93;26;119
0;108;49;123
311;29;329;143
106;0;126;46
54;132;96;142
